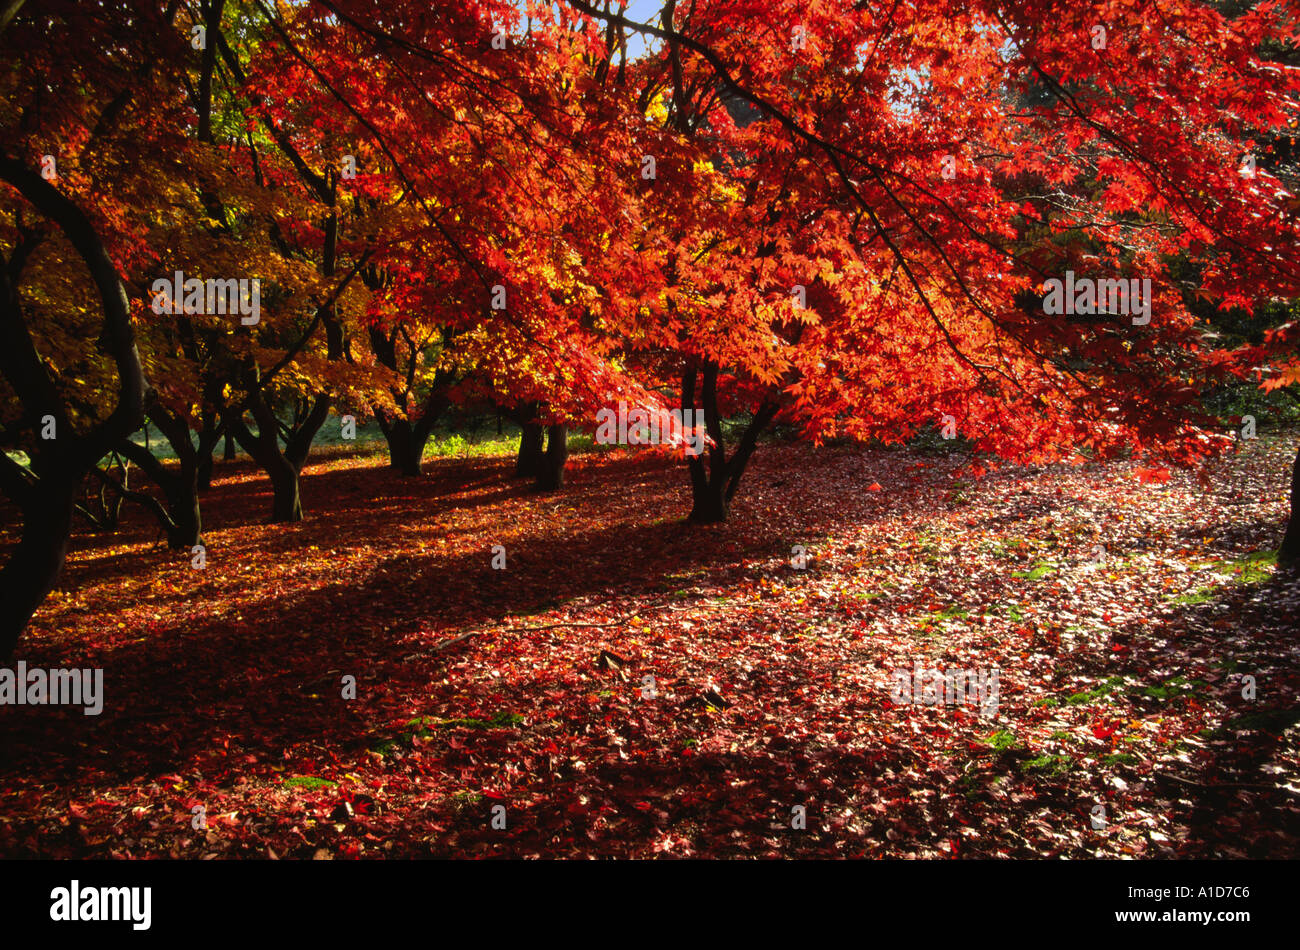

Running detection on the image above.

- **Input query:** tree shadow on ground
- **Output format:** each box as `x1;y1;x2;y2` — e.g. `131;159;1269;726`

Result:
0;446;867;799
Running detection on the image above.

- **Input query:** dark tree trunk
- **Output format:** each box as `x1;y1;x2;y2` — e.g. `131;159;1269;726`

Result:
146;401;206;546
195;411;219;493
224;418;312;525
166;458;203;548
517;421;545;478
101;457;125;528
223;431;237;461
197;449;214;493
116;428;204;550
0;159;148;655
226;411;300;523
0;475;76;660
1279;444;1300;565
682;360;778;524
383;419;420;476
376;384;448;477
399;421;435;477
689;473;729;523
267;452;303;523
227;390;330;524
534;424;568;491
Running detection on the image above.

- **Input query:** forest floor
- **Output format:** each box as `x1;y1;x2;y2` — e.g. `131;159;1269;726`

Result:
2;432;1299;858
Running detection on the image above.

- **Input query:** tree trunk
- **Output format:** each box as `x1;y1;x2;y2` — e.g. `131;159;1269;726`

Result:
689;472;729;523
144;402;206;546
115;434;203;549
517;421;544;478
223;431;237;461
389;422;433;477
227;390;328;524
377;389;446;478
1279;444;1300;565
0;159;148;655
382;418;417;475
267;453;303;523
196;411;218;492
394;426;426;477
227;413;306;524
0;476;76;659
535;424;568;491
366;321;455;478
165;457;203;548
681;360;778;524
102;458;125;527
196;451;213;492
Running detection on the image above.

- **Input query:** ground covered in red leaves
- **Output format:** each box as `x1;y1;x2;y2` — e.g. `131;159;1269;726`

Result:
2;434;1299;858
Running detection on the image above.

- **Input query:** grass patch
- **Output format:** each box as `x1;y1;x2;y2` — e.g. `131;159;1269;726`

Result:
1211;551;1277;584
1167;586;1218;606
916;604;969;636
438;711;527;730
1013;560;1056;582
980;729;1023;752
448;790;485;814
1137;675;1205;702
852;589;887;601
932;605;969;621
1063;676;1128;706
283;776;337;791
1020;753;1074;776
987;603;1030;624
